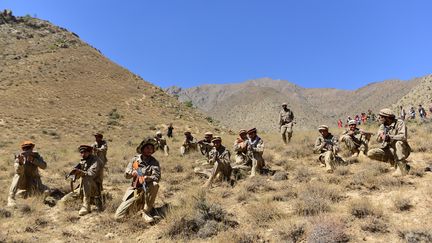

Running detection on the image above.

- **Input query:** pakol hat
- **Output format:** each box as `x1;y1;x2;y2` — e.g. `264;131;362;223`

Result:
204;132;213;137
348;120;357;126
247;128;257;134
78;145;93;153
282;103;288;106
136;137;157;153
211;136;222;142
378;108;395;118
184;131;191;135
318;125;329;131
94;132;103;138
239;129;247;135
21;141;35;149
156;131;162;135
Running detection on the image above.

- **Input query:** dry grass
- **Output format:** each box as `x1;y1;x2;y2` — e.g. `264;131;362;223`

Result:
349;198;382;219
306;215;349;243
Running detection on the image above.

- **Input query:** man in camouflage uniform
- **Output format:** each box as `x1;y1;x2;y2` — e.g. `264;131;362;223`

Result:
232;129;251;170
180;131;198;156
246;128;265;177
314;125;340;173
60;145;104;216
92;133;108;165
279;103;295;144
367;108;411;176
115;138;161;223
7;141;48;207
154;131;169;156
203;136;232;188
198;132;214;159
340;120;372;157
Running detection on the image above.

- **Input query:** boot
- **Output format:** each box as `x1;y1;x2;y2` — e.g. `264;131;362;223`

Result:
142;211;154;223
94;197;103;212
79;197;91;216
7;197;16;207
392;161;409;177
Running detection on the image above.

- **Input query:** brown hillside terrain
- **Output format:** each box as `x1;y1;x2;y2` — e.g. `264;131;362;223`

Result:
394;75;432;111
167;77;420;131
1;12;432;243
0;14;215;144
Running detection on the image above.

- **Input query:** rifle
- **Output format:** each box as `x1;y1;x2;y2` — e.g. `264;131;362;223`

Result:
381;126;389;148
65;163;83;193
132;161;147;194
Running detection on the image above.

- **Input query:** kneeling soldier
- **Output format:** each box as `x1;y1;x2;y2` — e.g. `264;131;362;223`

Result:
340;120;372;157
180;131;198;156
7;141;48;207
115;137;161;223
314;125;340;173
367;108;411;176
62;145;104;216
246;128;265;177
203;136;232;188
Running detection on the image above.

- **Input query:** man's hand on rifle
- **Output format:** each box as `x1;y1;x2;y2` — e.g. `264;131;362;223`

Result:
73;168;85;176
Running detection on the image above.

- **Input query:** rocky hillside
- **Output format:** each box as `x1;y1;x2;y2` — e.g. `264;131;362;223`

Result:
393;75;432;111
166;77;422;131
0;11;216;148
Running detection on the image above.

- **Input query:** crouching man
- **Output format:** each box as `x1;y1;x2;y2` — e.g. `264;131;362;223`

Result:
115;137;161;223
60;145;104;216
7;141;48;207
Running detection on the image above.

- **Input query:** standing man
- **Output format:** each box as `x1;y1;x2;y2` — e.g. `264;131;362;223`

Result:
61;145;104;216
418;104;426;121
203;136;232;188
154;131;169;156
7;141;48;207
115;138;160;223
232;129;251;170
367;108;411;176
279;103;295;144
340;120;372;157
167;123;174;138
314;125;340;173
92;133;108;166
246;128;265;177
180;131;198;156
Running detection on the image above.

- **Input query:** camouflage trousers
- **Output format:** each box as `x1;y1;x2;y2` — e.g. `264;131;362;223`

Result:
318;151;336;172
180;144;197;156
204;160;232;187
280;122;294;143
367;141;411;163
59;177;102;206
340;134;369;155
250;153;265;176
232;153;251;170
114;182;159;219
8;174;47;199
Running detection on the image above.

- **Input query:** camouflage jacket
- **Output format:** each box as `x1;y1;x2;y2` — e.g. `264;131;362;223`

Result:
199;139;213;157
279;109;294;125
183;136;198;148
125;155;161;183
314;133;339;154
209;145;231;165
247;136;264;155
14;151;47;177
376;119;409;148
154;136;167;150
79;154;104;184
233;137;248;155
93;140;108;165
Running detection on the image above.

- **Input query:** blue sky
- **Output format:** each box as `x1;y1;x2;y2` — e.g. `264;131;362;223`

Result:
1;1;431;89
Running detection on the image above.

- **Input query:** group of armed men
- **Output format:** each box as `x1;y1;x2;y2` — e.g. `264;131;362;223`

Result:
6;103;415;223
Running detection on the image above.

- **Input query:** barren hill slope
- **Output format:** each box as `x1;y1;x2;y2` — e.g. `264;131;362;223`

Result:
167;77;420;131
0;14;215;146
394;75;432;111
